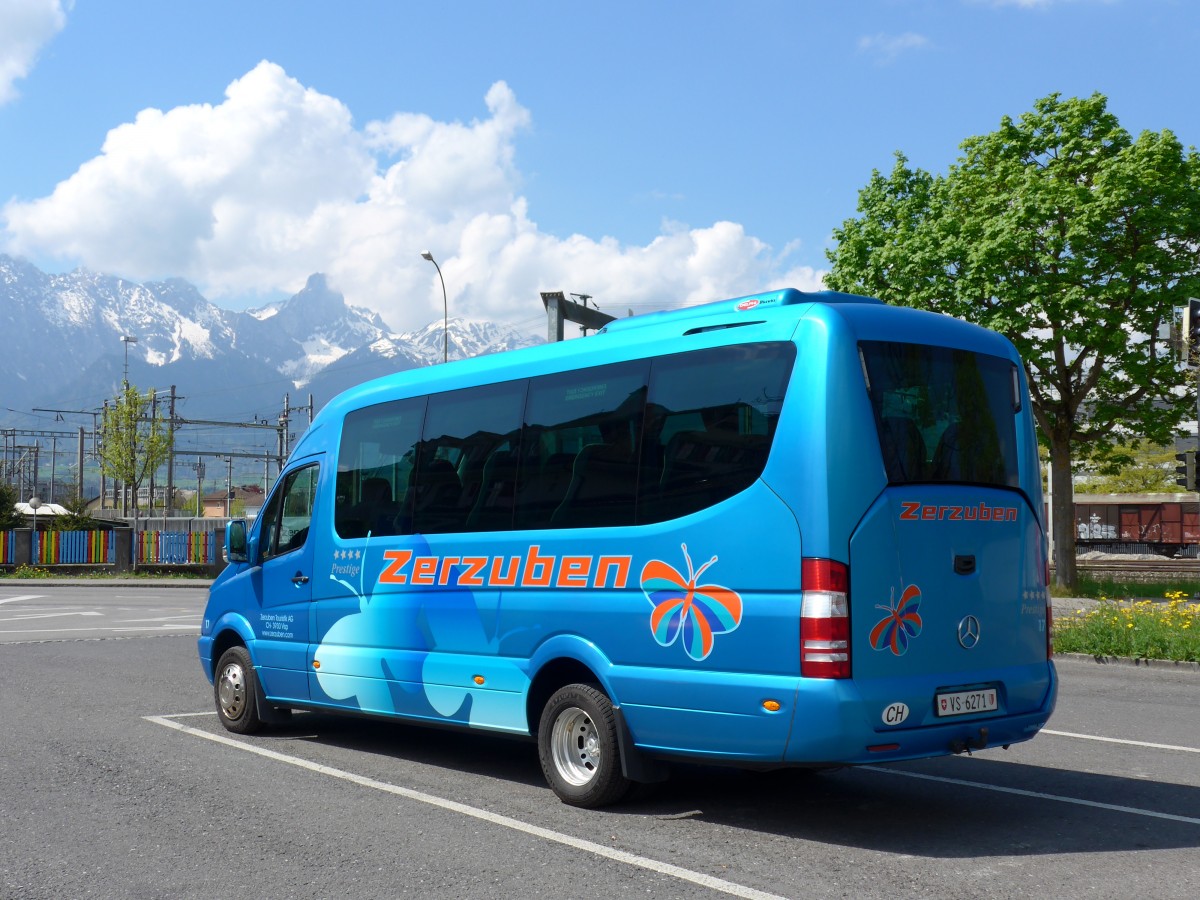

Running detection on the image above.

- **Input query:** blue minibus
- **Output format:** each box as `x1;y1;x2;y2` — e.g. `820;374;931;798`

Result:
198;287;1056;807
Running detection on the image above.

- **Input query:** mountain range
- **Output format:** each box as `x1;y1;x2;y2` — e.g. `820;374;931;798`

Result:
0;255;542;432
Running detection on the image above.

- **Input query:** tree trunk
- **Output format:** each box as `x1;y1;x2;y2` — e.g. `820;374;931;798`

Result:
1049;439;1077;591
131;494;140;574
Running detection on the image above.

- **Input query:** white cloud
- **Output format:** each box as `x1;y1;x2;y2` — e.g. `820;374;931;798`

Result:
2;62;826;333
856;32;931;65
0;0;68;104
5;61;374;279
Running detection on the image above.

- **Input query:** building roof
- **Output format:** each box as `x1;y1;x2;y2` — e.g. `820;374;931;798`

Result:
14;502;69;516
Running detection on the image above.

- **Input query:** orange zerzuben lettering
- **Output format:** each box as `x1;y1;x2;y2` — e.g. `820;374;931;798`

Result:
372;546;632;590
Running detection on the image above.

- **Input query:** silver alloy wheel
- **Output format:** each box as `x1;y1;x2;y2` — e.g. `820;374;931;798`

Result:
549;705;601;786
217;660;248;720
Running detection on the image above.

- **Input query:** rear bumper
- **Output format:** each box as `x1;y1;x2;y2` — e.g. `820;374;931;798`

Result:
782;661;1058;765
616;661;1057;767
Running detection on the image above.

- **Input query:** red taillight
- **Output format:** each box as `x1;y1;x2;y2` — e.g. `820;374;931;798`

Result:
802;557;849;593
801;558;850;679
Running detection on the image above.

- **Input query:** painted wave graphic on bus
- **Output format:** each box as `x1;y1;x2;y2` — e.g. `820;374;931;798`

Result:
314;537;743;726
318;534;530;731
640;543;743;661
869;584;923;656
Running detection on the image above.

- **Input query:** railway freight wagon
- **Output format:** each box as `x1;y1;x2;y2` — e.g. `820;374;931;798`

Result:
1073;493;1200;557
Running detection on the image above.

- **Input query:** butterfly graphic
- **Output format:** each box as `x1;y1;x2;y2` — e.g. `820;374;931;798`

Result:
640;543;743;661
869;584;923;656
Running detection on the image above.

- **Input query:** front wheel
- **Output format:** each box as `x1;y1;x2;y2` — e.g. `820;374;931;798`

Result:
537;683;631;808
214;646;264;735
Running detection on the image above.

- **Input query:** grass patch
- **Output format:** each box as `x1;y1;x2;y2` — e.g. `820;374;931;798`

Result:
1051;578;1200;600
1055;593;1200;662
0;567;210;579
6;564;51;579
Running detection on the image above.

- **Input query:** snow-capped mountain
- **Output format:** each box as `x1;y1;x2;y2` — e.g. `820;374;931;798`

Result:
0;255;542;424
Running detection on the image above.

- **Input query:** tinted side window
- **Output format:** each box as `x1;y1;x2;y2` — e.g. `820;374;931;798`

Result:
638;343;795;524
515;360;650;529
413;381;526;534
333;342;795;535
335;397;425;539
261;464;319;559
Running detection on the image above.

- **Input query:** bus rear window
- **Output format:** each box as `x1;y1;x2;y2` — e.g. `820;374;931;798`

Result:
859;341;1020;489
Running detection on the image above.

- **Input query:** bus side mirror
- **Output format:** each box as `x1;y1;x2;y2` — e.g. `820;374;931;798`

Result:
225;519;249;564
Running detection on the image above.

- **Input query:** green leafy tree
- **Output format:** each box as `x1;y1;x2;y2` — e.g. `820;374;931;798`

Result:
0;482;23;530
98;384;172;567
826;93;1200;589
51;491;100;531
1075;443;1186;495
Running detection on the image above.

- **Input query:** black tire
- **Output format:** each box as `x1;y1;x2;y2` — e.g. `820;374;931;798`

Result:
214;646;264;735
537;683;631;808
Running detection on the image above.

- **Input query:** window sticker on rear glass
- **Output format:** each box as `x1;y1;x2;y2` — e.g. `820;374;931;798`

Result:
869;584;923;656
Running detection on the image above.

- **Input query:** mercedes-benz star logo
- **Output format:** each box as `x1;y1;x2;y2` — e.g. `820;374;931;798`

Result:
957;615;981;649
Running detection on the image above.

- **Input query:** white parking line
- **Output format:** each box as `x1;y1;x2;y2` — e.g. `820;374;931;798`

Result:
863;766;1200;826
1042;729;1200;754
0;624;198;635
0;595;44;605
146;713;787;900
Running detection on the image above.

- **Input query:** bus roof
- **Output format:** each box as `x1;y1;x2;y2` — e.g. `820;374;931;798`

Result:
598;288;883;335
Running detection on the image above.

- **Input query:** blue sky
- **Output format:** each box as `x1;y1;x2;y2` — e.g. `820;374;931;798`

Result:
1;0;1197;335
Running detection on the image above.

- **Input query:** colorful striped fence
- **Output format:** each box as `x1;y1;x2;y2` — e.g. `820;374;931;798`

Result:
2;529;220;567
35;530;115;565
137;530;219;565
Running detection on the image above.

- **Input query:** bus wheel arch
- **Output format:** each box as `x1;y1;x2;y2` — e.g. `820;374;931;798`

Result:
526;656;603;735
209;629;246;681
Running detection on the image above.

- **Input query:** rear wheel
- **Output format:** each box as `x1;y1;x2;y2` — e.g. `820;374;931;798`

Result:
214;646;264;735
537;683;631;808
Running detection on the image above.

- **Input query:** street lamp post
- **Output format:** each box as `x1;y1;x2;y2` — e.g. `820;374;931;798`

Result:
420;251;448;363
28;495;41;565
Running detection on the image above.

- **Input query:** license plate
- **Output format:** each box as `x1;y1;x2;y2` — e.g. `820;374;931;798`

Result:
935;688;998;717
